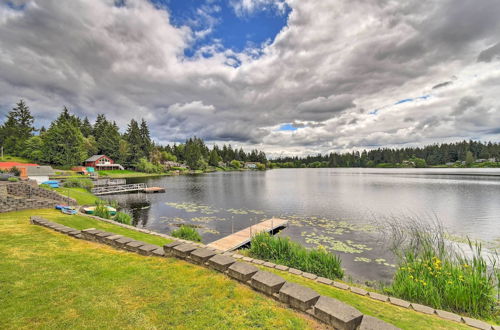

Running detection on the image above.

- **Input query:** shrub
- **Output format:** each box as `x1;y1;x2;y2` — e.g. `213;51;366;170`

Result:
383;217;498;318
7;177;19;182
135;158;164;174
171;226;202;242
63;178;94;190
249;232;344;280
230;160;241;168
94;204;111;219
114;211;132;225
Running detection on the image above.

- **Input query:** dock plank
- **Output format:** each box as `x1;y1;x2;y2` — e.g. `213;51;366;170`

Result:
207;218;288;252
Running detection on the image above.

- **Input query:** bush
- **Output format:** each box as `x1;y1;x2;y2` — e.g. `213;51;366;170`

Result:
230;160;241;169
114;211;132;225
94;204;111;219
135;158;164;174
256;163;266;171
171;226;202;242
383;217;498;318
63;178;94;190
7;177;19;182
249;232;344;280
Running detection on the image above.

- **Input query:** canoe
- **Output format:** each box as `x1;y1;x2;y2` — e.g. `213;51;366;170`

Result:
55;204;68;210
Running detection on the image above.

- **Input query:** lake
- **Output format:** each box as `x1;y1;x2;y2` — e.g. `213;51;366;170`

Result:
102;168;500;283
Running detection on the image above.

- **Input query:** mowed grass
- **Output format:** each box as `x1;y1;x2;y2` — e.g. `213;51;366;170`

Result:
49;187;103;205
262;267;472;329
0;211;319;329
10;209;171;246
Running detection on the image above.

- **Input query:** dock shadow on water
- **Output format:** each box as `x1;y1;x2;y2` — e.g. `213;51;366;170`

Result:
102;169;500;284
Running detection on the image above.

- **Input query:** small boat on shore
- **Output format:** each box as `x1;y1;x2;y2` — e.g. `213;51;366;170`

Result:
82;205;117;215
61;206;77;215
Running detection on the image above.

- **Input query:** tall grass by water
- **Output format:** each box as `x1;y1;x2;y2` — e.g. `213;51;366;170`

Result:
383;217;499;318
249;232;344;280
171;225;202;242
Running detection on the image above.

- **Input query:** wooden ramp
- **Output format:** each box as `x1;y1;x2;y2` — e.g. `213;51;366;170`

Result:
207;218;288;252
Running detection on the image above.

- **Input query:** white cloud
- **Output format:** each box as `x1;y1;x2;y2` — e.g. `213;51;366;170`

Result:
0;0;499;156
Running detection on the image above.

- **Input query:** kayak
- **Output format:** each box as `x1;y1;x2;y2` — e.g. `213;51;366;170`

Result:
61;206;77;215
55;204;68;210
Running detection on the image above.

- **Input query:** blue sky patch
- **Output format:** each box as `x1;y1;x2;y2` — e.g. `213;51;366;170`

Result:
279;123;298;131
151;0;290;58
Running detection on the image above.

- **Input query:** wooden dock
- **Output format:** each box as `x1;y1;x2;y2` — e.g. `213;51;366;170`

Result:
207;218;288;252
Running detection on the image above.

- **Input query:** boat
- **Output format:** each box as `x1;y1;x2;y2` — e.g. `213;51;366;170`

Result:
82;205;117;215
61;206;77;215
55;204;68;210
43;180;60;188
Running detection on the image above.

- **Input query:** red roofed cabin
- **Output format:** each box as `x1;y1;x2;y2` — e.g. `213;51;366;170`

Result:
84;155;124;171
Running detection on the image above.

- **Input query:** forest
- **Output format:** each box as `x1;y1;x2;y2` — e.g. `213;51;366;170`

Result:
0;100;267;171
272;140;500;168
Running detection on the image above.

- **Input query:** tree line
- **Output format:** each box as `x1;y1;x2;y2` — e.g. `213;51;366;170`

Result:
273;140;500;168
0;100;267;171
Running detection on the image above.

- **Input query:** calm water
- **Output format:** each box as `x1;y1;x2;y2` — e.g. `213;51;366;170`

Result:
103;168;500;283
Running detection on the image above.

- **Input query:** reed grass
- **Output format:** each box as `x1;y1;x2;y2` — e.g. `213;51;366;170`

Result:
172;225;202;242
94;204;111;219
249;232;344;280
113;211;132;225
383;216;499;318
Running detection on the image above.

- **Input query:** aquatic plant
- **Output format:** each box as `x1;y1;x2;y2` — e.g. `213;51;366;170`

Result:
171;225;202;242
94;204;111;219
249;232;344;280
383;217;498;318
114;211;132;225
63;178;94;191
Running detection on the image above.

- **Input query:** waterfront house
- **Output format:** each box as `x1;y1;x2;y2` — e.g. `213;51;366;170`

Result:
84;155;124;170
162;161;187;169
26;166;55;184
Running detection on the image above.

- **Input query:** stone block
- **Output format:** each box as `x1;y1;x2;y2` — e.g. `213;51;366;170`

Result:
207;254;236;272
279;281;320;311
288;268;302;275
103;234;124;246
68;230;81;237
389;297;410;308
228;262;259;282
242;256;254;262
250;271;286;295
232;254;244;259
410;303;434;315
275;264;289;271
125;240;146;252
358;315;400;330
163;241;183;255
350;287;368;296
172;243;198;259
263;261;276;268
114;237;135;247
462;317;491;330
302;272;317;280
252;259;265;265
368;292;388;302
316;277;333;285
138;244;161;256
435;310;462;323
81;228;100;241
190;248;217;264
151;248;165;257
94;231;115;242
313;296;363;330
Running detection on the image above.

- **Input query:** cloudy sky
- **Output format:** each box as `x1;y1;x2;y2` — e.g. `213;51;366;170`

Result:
1;0;499;157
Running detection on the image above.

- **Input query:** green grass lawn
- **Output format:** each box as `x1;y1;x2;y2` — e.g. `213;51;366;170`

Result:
0;155;32;163
49;187;102;205
0;210;319;329
98;170;166;178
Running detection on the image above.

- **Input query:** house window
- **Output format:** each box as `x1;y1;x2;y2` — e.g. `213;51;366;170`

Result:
98;158;110;165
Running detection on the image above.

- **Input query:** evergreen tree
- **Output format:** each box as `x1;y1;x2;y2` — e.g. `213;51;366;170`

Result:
0;100;35;155
139;119;152;158
42;108;87;166
208;149;220;166
80;117;93;137
124;119;142;165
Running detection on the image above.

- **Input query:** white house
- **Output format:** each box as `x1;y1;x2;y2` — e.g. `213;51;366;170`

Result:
27;166;55;184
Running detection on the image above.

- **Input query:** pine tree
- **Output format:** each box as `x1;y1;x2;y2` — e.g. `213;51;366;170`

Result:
80;117;93;137
208;149;220;166
139;119;152;158
124;119;142;165
0;99;35;155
